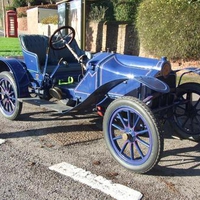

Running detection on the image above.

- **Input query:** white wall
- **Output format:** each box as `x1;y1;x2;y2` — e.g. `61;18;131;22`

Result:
27;7;57;35
38;23;58;36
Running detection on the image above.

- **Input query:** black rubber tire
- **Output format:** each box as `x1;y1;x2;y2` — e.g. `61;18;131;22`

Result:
103;96;163;174
0;71;22;120
170;82;200;141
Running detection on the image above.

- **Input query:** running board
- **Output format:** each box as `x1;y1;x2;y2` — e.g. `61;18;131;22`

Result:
18;98;72;113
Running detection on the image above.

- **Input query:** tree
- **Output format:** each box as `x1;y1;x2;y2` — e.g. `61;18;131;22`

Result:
12;0;49;7
27;0;49;6
12;0;27;8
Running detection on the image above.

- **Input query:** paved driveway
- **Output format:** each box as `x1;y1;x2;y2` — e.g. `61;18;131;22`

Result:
0;102;200;200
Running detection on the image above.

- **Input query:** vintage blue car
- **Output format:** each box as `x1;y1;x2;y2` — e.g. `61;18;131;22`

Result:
0;26;200;173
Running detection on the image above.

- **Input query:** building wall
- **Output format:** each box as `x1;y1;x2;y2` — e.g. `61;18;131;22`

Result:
37;23;57;36
37;8;57;22
26;7;57;34
27;7;39;34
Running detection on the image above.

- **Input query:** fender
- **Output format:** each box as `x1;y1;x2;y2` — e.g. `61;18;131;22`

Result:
175;67;200;86
175;67;200;75
0;58;30;97
72;78;127;111
133;75;170;93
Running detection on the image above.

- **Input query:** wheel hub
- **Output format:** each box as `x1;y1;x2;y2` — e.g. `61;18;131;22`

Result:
122;129;136;142
3;91;10;101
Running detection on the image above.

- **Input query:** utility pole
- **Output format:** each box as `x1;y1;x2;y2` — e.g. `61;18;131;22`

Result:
2;0;6;37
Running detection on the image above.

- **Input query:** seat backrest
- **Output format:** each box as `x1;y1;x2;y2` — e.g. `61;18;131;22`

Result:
19;34;85;75
19;34;49;66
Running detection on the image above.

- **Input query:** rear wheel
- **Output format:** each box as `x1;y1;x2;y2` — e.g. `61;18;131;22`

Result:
0;71;22;120
103;96;163;174
170;82;200;141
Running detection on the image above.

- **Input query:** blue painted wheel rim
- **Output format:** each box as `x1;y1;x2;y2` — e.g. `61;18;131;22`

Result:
0;77;16;116
108;106;153;165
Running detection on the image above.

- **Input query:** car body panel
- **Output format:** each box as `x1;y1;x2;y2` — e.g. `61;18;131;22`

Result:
0;58;30;97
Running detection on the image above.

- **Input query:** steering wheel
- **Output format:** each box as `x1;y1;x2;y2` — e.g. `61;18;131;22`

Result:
50;26;75;50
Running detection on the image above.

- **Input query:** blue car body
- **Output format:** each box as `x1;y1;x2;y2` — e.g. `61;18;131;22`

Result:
0;26;200;174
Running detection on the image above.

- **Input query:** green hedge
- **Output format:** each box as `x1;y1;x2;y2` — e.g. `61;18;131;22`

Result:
88;0;141;23
114;0;141;22
136;0;200;60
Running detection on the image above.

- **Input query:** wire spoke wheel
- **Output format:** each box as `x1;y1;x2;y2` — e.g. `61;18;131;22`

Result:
170;83;200;141
0;72;22;120
103;96;163;174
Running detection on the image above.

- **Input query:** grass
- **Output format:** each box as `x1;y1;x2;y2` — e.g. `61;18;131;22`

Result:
0;37;22;57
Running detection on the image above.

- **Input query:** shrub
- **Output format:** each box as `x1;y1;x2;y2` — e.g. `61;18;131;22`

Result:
89;5;108;22
5;6;16;11
88;0;141;23
16;4;57;18
41;15;58;25
136;0;200;60
28;0;47;5
114;0;141;23
16;6;30;18
88;1;114;22
37;4;57;9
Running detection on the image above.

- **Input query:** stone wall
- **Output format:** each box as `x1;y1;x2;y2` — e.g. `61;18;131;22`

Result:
86;22;139;55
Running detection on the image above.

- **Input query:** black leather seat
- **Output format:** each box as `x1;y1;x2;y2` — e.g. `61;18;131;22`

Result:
19;34;84;75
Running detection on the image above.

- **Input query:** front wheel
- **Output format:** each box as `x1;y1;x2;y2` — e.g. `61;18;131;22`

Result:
170;82;200;141
103;96;163;174
0;71;22;120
